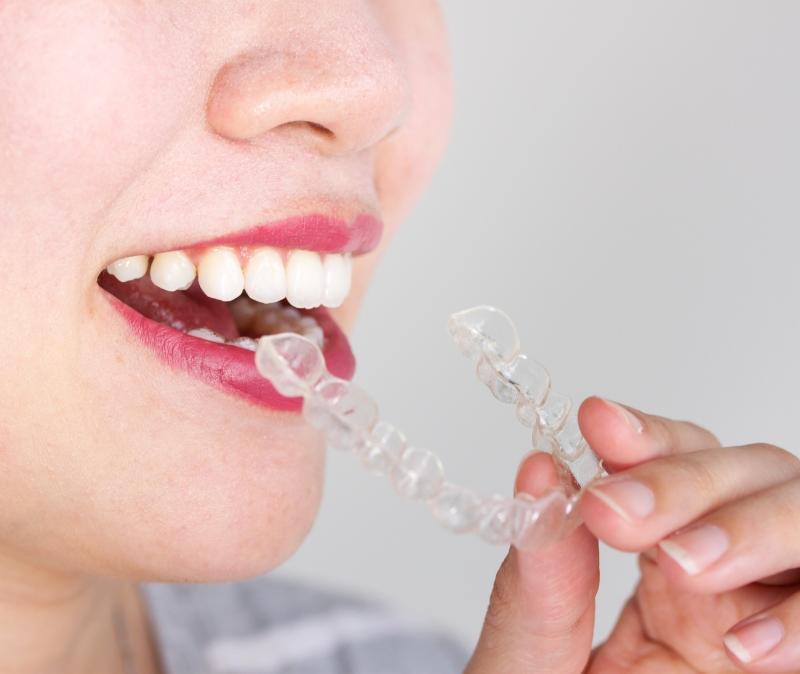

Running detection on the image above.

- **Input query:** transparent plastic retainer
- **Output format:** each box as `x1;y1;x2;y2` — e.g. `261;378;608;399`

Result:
255;306;607;552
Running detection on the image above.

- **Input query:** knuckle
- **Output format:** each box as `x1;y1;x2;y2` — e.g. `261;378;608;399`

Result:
739;442;800;477
648;415;676;448
754;442;799;468
685;421;721;448
683;457;720;500
651;415;720;452
741;440;777;454
769;480;800;536
659;453;720;499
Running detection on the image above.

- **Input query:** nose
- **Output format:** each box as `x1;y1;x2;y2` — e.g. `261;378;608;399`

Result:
206;23;411;155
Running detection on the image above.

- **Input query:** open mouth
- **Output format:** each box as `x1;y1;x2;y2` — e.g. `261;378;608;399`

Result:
97;213;380;412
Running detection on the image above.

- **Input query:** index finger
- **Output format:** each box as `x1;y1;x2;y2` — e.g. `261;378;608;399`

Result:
578;396;721;471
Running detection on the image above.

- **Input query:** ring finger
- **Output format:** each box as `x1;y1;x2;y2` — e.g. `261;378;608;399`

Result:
724;589;800;672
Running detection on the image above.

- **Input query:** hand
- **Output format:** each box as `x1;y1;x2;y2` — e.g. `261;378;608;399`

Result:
465;396;800;673
580;396;800;673
464;446;599;674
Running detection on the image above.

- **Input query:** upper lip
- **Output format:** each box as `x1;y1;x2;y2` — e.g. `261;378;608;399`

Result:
202;212;383;255
106;211;384;265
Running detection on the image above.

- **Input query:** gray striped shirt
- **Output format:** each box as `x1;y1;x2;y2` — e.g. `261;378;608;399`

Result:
143;576;470;674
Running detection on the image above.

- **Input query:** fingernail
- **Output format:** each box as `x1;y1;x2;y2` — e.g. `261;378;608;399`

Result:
658;524;729;575
601;398;644;434
586;478;655;521
724;616;785;663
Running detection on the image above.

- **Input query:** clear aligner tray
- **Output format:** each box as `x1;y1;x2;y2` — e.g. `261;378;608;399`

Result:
255;306;606;552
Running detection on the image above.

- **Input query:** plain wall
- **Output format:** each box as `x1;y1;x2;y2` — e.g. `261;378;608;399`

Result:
282;1;800;648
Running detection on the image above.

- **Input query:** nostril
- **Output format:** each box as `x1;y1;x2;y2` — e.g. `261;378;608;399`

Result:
302;121;335;138
293;120;337;146
256;120;337;151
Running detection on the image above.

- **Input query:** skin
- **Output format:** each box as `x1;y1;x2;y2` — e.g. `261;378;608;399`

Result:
1;2;796;674
466;399;800;674
0;1;450;672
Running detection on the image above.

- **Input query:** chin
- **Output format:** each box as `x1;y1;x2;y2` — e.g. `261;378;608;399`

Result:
152;492;323;584
168;430;325;583
81;400;328;584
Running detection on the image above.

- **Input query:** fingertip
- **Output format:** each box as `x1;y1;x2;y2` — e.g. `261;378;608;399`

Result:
515;451;561;497
579;396;653;469
577;396;609;424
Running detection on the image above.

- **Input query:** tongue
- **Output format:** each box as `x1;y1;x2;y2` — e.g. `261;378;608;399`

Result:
98;272;240;340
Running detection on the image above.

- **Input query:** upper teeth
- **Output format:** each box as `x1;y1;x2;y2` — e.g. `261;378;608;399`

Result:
244;248;287;305
106;246;353;309
105;255;149;282
149;250;196;291
198;247;244;302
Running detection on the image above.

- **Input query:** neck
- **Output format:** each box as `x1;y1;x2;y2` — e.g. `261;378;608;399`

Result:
0;552;160;674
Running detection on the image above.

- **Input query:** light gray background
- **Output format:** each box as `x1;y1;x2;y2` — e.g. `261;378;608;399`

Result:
283;1;800;648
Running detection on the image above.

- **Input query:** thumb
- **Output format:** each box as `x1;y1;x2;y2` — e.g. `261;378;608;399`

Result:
465;452;599;674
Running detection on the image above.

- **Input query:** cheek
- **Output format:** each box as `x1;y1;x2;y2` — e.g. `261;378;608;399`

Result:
0;2;203;380
374;0;453;227
0;1;198;219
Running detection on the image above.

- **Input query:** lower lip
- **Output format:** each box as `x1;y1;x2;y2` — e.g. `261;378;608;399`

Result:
103;292;355;412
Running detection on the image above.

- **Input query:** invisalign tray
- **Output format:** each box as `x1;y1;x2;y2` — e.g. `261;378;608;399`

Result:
254;306;606;552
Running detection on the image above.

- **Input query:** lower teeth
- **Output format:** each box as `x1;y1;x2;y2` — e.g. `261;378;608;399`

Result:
186;328;226;344
230;336;258;352
186;298;324;350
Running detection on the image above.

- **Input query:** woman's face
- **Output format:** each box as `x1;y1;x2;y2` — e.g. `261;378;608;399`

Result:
0;1;451;581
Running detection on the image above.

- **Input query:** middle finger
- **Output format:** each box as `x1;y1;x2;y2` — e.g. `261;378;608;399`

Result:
579;443;800;552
